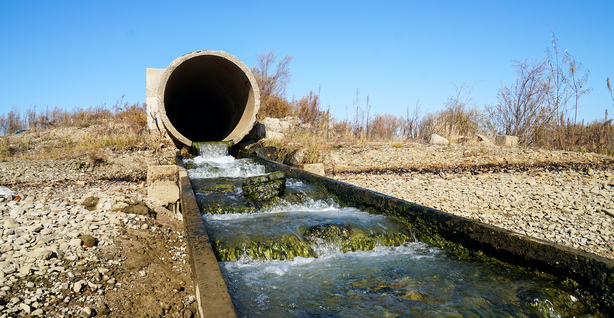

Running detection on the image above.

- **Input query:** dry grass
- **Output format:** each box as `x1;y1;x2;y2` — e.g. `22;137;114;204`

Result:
260;129;333;164
0;99;172;162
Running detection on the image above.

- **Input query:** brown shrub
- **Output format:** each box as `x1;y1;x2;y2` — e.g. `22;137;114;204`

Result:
368;114;404;140
292;90;332;129
258;95;292;119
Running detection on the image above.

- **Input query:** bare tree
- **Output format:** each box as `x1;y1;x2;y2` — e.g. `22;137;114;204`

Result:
251;49;294;118
545;30;572;119
491;59;553;144
441;82;481;136
564;52;591;124
351;89;371;138
608;78;614;105
404;100;421;140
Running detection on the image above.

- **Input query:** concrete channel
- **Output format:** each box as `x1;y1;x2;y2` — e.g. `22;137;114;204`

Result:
173;151;614;316
176;159;238;318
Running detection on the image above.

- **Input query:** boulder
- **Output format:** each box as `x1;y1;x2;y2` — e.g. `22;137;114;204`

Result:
429;134;449;145
243;122;266;141
262;117;297;140
242;171;286;201
254;147;278;160
265;131;285;140
262;117;283;134
283;148;306;166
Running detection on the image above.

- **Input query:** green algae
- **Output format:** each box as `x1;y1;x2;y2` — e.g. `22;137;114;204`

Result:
242;171;286;201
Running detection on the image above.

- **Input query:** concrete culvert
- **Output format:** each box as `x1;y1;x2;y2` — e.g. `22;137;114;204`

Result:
153;51;260;147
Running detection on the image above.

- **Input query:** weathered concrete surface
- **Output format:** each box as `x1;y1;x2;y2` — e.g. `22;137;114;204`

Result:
252;154;614;315
297;163;325;175
148;50;260;147
177;160;237;318
496;135;519;147
146;68;165;131
147;165;180;212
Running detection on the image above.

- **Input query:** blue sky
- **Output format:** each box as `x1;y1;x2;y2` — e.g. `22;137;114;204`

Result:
1;1;613;123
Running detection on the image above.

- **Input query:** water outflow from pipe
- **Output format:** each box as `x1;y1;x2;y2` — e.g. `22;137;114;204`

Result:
157;51;260;147
184;144;597;317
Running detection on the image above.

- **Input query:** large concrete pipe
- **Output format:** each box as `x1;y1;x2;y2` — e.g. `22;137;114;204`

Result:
147;51;260;147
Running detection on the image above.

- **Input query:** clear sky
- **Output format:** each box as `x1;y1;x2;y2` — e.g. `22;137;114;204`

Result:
1;1;613;123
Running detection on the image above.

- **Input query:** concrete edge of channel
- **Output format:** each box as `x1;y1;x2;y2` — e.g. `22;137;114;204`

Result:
251;153;614;315
176;160;237;318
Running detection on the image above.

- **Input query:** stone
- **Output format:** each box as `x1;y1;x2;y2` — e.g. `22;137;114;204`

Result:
81;306;93;317
254;147;278;160
20;303;31;314
262;117;295;136
495;135;519;147
243;122;266;141
184;309;194;318
79;234;97;247
69;238;83;247
429;134;449;145
28;248;53;260
0;186;14;198
121;202;152;217
303;222;351;241
265;131;285;140
73;281;83;293
81;196;99;211
97;302;110;316
242;171;286;201
283;149;306;166
3;218;20;229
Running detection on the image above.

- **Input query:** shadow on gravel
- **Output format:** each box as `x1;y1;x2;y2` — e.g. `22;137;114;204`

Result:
337;160;614;176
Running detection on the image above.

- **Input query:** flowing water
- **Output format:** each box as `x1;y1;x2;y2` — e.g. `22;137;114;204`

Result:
185;142;598;317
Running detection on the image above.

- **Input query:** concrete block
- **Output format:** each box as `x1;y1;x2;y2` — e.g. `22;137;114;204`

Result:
146;68;165;131
298;163;325;175
147;165;180;207
476;134;495;146
429;134;449;145
495;135;519;147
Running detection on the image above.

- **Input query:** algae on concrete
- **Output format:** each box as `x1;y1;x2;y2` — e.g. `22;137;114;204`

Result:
242;171;286;201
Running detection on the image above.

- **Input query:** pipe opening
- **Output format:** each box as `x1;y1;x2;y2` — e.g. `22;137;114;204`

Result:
159;51;259;146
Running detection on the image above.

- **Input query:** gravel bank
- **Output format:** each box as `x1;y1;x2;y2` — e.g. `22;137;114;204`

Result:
0;146;196;317
325;142;614;260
